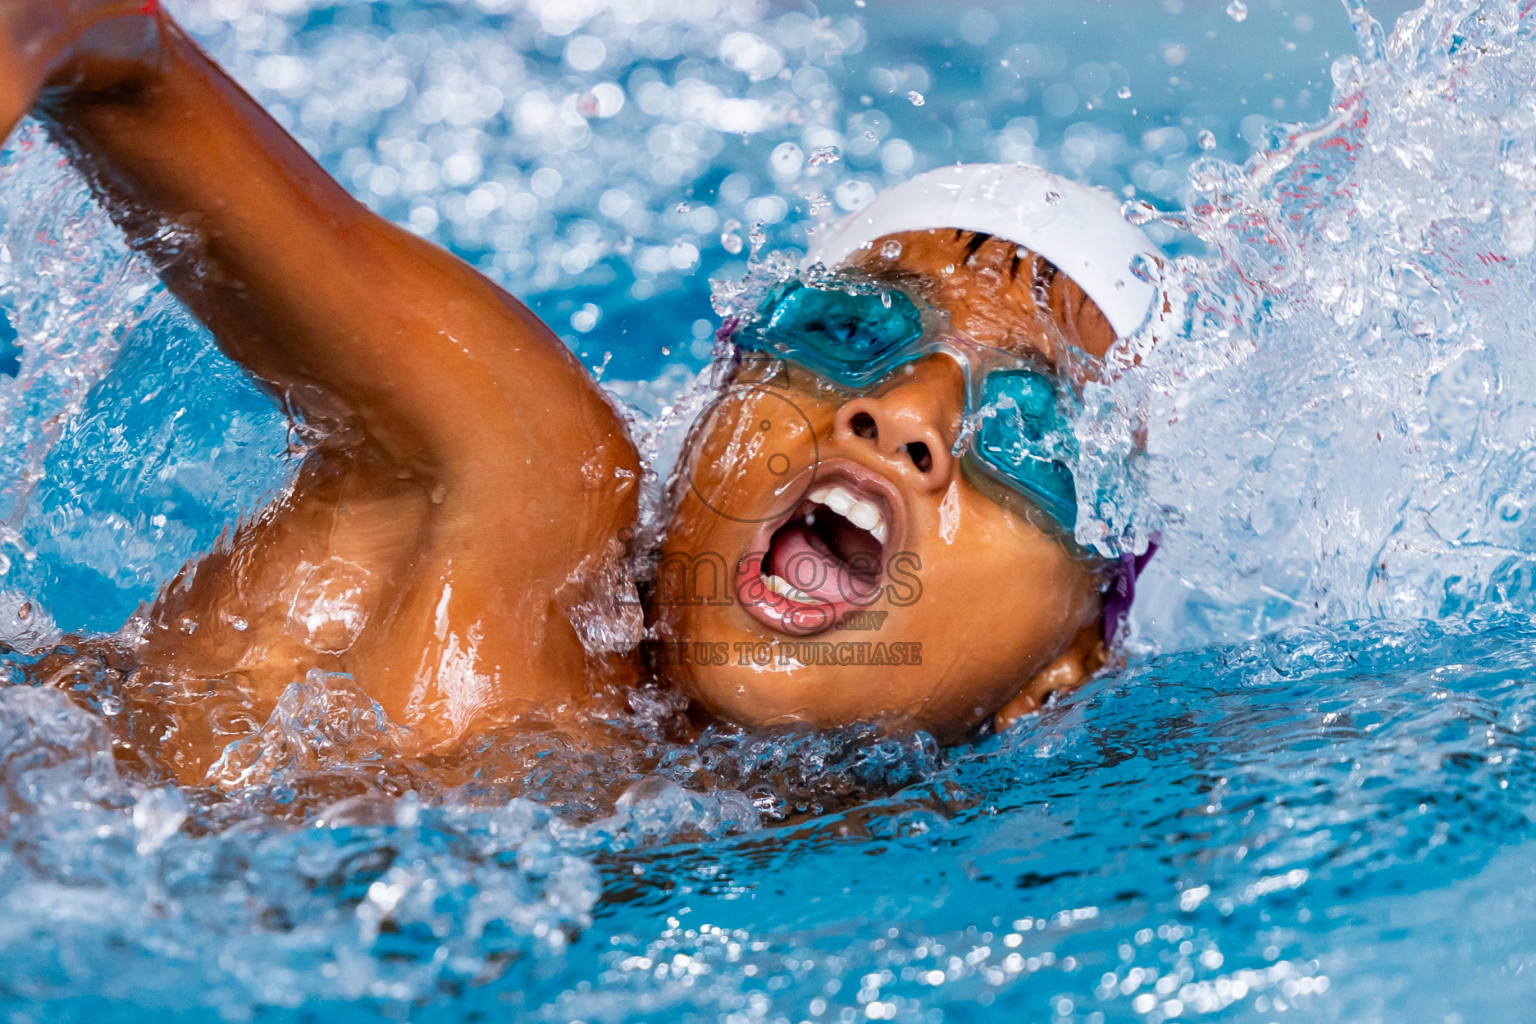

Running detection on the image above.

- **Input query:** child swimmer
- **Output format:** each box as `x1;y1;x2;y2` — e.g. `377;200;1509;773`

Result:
0;0;1160;785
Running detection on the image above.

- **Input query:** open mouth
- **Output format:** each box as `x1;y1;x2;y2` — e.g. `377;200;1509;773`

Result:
738;466;901;636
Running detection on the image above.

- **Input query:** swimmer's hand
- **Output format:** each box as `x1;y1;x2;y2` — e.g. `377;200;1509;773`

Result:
0;0;157;138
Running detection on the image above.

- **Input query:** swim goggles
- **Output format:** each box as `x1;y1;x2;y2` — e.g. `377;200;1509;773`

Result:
732;279;1082;537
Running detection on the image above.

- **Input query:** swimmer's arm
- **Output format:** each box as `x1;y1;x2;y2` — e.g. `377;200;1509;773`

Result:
0;20;45;136
10;8;637;536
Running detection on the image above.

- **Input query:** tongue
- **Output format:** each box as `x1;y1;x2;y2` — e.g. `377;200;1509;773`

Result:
766;521;873;605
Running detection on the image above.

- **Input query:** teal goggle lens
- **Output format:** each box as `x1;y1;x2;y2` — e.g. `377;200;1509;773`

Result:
738;282;1080;535
970;369;1079;531
748;281;925;387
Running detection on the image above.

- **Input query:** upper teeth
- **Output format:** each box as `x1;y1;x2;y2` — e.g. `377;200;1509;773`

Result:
808;485;889;544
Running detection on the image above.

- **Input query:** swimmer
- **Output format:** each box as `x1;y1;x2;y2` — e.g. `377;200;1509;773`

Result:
0;0;1159;785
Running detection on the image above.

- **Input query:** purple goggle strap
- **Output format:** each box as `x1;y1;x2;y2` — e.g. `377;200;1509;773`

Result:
1103;540;1157;646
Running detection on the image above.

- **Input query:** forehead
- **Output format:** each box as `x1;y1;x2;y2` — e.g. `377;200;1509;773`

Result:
842;230;1062;359
842;229;1117;362
851;228;1025;273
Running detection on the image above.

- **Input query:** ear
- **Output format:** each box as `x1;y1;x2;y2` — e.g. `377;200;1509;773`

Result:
992;622;1106;733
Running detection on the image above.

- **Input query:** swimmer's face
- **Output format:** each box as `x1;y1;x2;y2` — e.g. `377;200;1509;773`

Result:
651;231;1117;743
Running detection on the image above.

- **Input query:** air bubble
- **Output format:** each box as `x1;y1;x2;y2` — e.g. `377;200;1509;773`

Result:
1045;191;1061;205
1198;129;1217;150
1117;86;1132;99
881;239;903;259
809;146;842;166
907;91;925;106
1226;0;1248;22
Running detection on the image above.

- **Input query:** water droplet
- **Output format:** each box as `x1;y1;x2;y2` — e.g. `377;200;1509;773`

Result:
907;90;926;107
1117;86;1132;99
720;218;744;255
1129;252;1161;285
570;302;602;333
1226;0;1248;21
1331;54;1365;92
1198;129;1218;150
770;142;805;179
1045;190;1062;205
1123;199;1158;226
1190;159;1228;192
133;786;187;855
809;145;842;166
879;240;903;260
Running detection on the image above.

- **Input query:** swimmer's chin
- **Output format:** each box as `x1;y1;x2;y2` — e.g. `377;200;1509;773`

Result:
660;655;972;745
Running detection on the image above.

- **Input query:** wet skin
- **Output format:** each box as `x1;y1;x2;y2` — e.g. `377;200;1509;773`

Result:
0;2;1118;781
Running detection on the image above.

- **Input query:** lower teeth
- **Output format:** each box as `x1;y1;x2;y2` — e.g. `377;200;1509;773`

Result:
763;574;822;604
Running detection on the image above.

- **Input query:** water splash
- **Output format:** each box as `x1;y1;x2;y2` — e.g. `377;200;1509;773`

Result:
1076;0;1536;651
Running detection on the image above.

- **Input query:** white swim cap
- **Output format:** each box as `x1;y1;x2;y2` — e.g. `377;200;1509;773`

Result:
805;163;1160;339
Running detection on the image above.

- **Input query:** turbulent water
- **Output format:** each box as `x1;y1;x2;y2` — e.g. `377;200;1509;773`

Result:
1096;0;1536;651
4;0;1536;1019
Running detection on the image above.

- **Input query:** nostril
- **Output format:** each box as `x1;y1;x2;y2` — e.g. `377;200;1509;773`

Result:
849;412;878;440
903;441;933;473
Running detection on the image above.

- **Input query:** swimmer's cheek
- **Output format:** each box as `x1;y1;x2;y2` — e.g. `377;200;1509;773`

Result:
991;629;1105;734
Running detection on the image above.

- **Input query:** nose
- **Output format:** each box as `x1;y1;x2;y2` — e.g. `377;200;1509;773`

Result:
832;356;964;493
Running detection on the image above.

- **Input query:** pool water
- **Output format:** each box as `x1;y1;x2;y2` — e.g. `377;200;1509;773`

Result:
4;0;1536;1020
